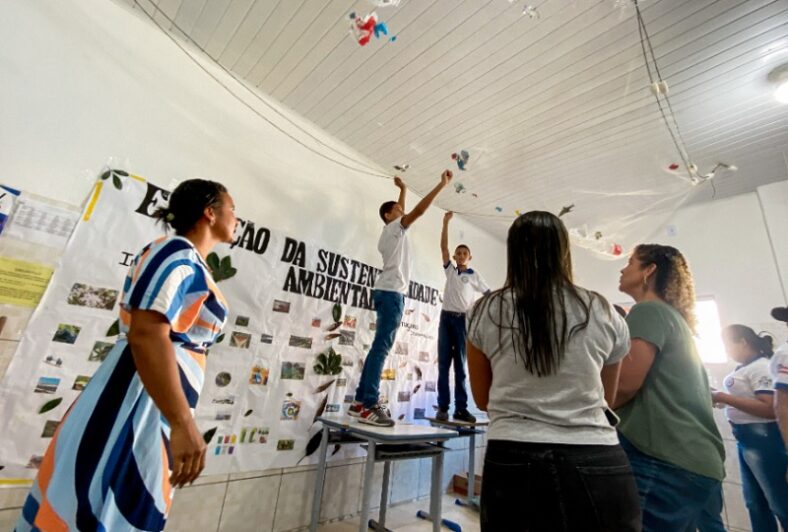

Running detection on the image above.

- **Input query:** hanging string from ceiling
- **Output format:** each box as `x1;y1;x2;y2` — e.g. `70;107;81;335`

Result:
633;0;696;183
129;0;538;222
132;0;392;180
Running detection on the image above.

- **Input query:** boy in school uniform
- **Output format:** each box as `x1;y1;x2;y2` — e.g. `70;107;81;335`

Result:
436;211;490;423
349;170;453;427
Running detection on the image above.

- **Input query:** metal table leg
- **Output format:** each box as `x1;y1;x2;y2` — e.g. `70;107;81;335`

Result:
308;426;330;532
369;460;392;532
430;449;444;532
359;440;377;532
467;432;476;500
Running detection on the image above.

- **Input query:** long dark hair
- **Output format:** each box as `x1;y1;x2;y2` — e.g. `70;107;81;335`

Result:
469;211;598;376
723;324;774;358
152;179;227;235
633;244;697;333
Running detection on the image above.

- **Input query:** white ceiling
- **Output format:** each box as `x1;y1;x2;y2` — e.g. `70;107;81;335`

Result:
121;0;788;242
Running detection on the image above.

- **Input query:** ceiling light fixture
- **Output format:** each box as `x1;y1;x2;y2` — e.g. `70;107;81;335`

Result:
768;63;788;104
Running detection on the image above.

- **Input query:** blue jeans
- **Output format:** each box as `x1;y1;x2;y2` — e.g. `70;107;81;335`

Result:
354;290;404;407
697;485;726;532
620;435;721;532
731;422;788;532
437;310;468;411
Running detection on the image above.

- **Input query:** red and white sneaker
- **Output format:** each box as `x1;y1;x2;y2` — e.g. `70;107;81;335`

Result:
348;400;364;418
358;404;395;427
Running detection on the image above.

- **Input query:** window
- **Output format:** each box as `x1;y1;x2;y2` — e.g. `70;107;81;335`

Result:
694;298;726;363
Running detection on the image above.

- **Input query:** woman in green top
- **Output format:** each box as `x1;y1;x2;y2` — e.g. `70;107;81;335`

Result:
613;244;725;531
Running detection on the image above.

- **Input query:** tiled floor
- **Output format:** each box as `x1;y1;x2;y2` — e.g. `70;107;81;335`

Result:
319;494;480;532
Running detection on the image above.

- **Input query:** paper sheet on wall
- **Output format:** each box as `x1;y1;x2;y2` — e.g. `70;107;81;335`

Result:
0;258;53;308
5;196;79;249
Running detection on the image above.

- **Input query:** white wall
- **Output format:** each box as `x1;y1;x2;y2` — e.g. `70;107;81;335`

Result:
573;180;788;532
574;188;786;328
0;1;505;529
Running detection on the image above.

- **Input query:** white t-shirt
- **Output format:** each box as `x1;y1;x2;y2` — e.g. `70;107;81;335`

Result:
723;357;774;425
373;217;411;295
770;341;788;391
442;262;490;313
467;287;630;445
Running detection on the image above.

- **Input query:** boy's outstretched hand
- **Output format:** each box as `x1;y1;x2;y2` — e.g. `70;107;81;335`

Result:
441;170;453;186
394;176;406;189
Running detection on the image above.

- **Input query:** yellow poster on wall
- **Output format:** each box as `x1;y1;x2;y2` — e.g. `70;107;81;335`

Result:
0;257;54;308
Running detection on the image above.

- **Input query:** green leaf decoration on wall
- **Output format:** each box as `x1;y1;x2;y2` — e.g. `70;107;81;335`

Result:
206;252;237;282
313;379;336;394
106;319;120;337
313;347;342;376
39;397;63;414
202;427;218;444
99;168;128;190
332;303;342;323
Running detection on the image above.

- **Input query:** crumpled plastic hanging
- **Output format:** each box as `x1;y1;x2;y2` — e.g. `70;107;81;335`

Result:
451;150;470;171
349;12;389;46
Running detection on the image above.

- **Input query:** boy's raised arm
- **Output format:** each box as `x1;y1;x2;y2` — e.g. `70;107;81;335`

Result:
401;170;452;229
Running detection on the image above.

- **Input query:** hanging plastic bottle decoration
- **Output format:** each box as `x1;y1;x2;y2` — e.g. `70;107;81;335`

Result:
349;12;390;46
569;227;625;259
451;150;470;171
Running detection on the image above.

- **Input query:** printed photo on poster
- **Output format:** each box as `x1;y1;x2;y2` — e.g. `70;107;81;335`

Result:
240;427;269;444
88;341;113;362
249;365;269;385
72;375;90;391
34;376;60;394
66;283;118;311
339;330;355;346
288;335;313;349
272;300;290;313
52;323;80;344
281;362;305;380
230;331;251;349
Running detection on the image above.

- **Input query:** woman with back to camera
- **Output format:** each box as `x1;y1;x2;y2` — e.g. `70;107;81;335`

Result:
17;179;236;532
713;324;788;531
467;211;641;532
614;244;725;531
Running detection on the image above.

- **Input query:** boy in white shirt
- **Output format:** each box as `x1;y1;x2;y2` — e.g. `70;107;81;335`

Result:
436;211;490;423
349;170;453;427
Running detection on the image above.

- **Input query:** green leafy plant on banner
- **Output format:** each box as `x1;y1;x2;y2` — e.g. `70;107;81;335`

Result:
332;303;342;323
100;169;128;190
313;346;342;376
206;253;237;282
39;397;63;414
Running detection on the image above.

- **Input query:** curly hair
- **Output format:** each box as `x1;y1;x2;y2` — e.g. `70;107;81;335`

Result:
634;244;698;334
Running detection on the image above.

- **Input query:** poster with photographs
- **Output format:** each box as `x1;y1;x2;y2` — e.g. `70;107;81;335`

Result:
0;171;444;481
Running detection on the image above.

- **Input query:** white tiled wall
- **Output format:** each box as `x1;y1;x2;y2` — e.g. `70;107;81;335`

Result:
0;438;481;532
0;417;757;532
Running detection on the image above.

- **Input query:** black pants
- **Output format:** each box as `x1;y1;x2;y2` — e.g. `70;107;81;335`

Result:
481;439;642;532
